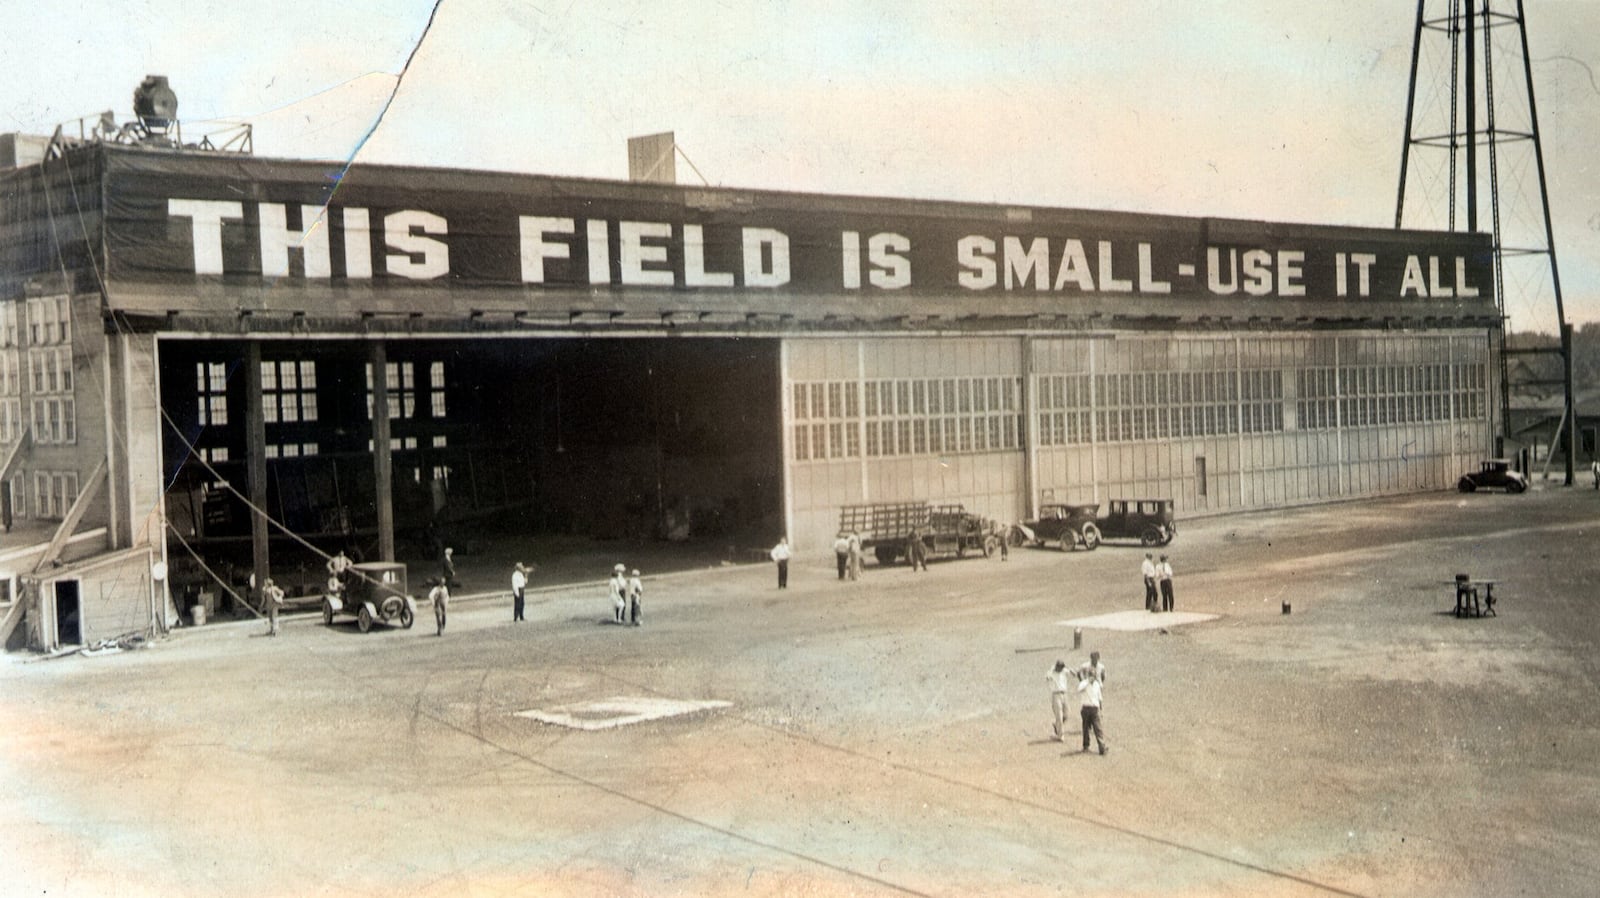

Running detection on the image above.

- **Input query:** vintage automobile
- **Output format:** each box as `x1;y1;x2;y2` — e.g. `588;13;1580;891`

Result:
1096;498;1178;546
322;561;415;632
1018;503;1102;551
1457;459;1527;494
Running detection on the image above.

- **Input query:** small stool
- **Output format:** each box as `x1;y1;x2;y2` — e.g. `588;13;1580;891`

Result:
1454;574;1479;618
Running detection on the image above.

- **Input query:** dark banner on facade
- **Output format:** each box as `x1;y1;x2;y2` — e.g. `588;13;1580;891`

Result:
100;149;1494;307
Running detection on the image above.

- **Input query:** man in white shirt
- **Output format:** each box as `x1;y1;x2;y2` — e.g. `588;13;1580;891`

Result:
627;569;644;626
1158;555;1175;612
1141;553;1158;612
609;564;628;623
1078;668;1108;755
770;537;792;589
832;533;852;580
511;562;529;622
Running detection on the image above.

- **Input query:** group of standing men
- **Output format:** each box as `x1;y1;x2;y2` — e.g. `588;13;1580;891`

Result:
830;532;866;582
1140;552;1176;612
1048;651;1108;755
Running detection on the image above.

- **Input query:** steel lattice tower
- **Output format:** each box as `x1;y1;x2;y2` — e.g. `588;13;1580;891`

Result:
1394;0;1573;483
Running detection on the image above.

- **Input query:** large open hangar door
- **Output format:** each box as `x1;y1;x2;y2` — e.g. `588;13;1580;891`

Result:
500;337;784;547
156;335;782;606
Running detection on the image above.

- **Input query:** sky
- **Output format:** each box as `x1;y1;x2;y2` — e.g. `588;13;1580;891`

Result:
3;0;1598;333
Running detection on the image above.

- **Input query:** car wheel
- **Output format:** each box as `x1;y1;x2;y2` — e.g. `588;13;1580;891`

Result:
1080;523;1101;551
322;601;334;627
400;605;414;629
1058;534;1073;552
983;535;999;558
1140;527;1162;547
357;605;373;633
1458;477;1477;493
1007;527;1025;548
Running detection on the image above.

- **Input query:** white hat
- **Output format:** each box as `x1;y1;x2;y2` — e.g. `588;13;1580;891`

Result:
631;569;641;576
613;563;626;573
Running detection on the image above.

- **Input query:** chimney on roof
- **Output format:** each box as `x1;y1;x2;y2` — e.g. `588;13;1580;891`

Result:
627;132;676;184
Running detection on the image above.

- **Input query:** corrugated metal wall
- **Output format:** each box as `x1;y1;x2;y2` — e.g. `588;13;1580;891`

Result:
782;330;1492;552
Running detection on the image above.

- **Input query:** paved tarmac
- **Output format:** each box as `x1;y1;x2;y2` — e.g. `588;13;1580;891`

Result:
4;486;1600;897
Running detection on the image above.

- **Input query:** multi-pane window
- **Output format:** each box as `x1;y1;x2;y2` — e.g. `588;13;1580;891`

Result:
0;350;19;444
265;442;319;459
33;470;78;520
365;361;446;421
196;362;229;426
1091;370;1245;442
793;376;1022;461
25;297;70;347
0;302;19;348
26;348;74;445
262;360;317;424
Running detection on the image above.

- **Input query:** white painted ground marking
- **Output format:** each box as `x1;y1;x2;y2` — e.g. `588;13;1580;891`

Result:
513;696;732;731
1059;610;1219;631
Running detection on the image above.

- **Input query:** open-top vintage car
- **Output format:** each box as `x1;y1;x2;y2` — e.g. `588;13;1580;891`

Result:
323;561;415;632
1457;459;1527;494
1018;503;1103;551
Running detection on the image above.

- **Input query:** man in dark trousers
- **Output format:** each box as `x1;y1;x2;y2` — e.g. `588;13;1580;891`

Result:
510;562;529;622
1158;555;1175;612
1141;553;1158;612
1077;665;1108;755
770;537;791;589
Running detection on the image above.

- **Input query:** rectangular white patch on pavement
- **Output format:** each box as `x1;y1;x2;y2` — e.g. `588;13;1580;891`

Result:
514;696;732;731
1060;610;1219;632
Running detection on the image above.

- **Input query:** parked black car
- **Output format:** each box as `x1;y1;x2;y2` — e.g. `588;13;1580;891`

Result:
1457;459;1527;493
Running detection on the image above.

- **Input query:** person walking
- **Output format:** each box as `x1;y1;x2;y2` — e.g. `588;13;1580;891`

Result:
261;577;285;636
429;578;450;636
1158;555;1175;612
511;562;529;622
1047;660;1074;742
833;532;852;580
847;532;863;581
1141;552;1159;612
609;564;629;623
627;568;644;626
441;546;459;590
1078;665;1108;755
1592;457;1599;490
770;537;791;589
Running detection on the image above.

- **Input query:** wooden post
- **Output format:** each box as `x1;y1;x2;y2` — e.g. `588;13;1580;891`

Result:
369;341;395;562
245;341;270;596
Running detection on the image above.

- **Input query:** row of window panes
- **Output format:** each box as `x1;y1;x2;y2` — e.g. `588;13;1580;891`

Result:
793;413;1023;460
32;398;75;444
794;377;1021;421
0;298;72;349
30;348;73;395
265;443;320;459
365;361;447;420
21;470;80;519
1295;363;1485;430
366;435;449;451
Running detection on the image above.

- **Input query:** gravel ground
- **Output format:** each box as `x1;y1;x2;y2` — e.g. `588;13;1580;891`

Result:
4;486;1599;897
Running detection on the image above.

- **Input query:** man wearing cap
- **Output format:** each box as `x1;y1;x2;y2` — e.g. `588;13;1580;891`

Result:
1141;553;1158;612
1158;554;1175;612
627;569;644;626
609;564;628;623
511;562;529;622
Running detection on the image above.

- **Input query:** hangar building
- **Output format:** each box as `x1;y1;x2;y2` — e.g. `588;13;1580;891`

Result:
0;138;1498;648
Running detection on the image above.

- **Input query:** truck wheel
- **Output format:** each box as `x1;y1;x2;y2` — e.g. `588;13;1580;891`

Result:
874;545;898;565
399;605;415;629
358;605;373;633
956;541;967;558
1140;527;1162;547
322;601;334;627
1080;523;1101;550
